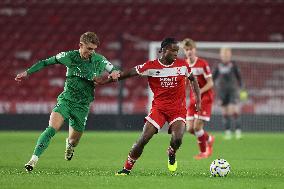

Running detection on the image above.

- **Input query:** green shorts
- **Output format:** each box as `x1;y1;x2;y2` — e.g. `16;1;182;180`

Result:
53;100;90;132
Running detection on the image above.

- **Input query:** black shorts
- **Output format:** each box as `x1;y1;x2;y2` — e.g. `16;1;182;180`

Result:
218;88;238;106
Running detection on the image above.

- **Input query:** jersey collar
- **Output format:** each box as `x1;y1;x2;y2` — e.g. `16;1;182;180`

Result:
158;58;175;67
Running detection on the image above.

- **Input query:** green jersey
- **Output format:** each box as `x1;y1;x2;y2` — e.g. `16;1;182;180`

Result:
27;50;116;105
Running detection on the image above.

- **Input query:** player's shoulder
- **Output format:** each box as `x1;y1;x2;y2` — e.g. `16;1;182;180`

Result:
92;52;104;58
55;50;77;59
175;58;187;66
90;53;109;65
91;52;108;62
143;59;159;66
146;59;157;64
197;57;209;64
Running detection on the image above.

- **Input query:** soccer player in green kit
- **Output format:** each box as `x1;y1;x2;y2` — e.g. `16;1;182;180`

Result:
15;32;120;172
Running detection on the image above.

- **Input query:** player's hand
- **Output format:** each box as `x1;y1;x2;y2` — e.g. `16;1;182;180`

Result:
93;76;104;86
108;70;120;81
15;71;28;82
195;101;201;112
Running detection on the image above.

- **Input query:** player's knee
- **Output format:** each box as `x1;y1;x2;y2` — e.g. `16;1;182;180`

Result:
194;120;204;131
137;136;151;146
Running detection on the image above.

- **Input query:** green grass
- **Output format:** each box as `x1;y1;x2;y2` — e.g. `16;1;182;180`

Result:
0;131;284;189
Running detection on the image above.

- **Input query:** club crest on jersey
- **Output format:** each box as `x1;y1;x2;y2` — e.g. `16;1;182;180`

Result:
176;68;182;75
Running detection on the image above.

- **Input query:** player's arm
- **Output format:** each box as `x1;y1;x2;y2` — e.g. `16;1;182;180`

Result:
212;67;219;81
200;61;214;94
93;55;124;85
232;63;248;101
94;68;138;85
188;73;201;112
233;63;243;88
15;56;60;82
93;70;120;85
200;77;214;94
118;68;139;80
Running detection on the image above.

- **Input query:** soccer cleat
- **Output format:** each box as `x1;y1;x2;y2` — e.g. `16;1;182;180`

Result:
115;168;131;176
24;159;37;172
65;138;74;161
206;135;215;157
194;152;209;160
168;155;177;173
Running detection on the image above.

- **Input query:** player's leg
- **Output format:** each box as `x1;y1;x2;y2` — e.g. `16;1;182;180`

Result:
230;103;242;139
220;91;233;139
25;111;65;171
116;121;158;175
193;97;214;159
116;109;165;175
192;118;208;159
68;126;83;147
186;107;195;135
222;106;232;140
167;120;186;172
65;126;83;161
186;119;195;134
65;107;88;161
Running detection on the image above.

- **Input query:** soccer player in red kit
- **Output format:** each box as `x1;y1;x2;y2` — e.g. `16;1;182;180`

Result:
181;38;215;160
102;38;201;175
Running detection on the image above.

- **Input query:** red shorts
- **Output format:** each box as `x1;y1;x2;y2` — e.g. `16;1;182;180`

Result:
186;95;213;122
145;107;186;131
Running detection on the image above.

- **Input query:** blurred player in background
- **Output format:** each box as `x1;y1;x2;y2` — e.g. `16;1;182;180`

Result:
181;38;215;160
102;38;201;175
213;47;244;140
15;32;120;172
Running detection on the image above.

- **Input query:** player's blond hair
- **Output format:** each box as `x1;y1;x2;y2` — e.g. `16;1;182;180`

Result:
181;38;196;48
80;32;100;45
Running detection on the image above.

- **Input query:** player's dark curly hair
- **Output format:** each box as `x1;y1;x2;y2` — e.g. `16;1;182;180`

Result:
159;37;177;53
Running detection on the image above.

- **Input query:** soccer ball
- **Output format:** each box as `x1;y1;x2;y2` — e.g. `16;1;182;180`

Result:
210;159;230;177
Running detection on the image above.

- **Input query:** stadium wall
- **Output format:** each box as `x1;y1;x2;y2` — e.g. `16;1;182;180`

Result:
0;114;283;132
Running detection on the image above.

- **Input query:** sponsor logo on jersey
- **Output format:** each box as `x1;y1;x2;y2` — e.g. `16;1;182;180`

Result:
159;77;178;88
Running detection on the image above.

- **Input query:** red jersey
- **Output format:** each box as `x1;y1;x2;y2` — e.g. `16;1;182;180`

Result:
188;57;213;99
136;58;192;112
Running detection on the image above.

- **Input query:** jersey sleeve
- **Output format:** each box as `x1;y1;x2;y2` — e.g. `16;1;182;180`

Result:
233;62;243;87
202;60;212;78
26;51;71;75
212;66;219;81
26;56;57;75
97;55;118;73
55;51;72;66
135;61;152;76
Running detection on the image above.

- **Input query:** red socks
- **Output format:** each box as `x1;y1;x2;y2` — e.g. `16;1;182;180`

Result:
124;155;137;171
195;130;209;153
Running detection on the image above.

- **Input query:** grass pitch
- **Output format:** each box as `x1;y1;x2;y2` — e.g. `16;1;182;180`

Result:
0;131;283;189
